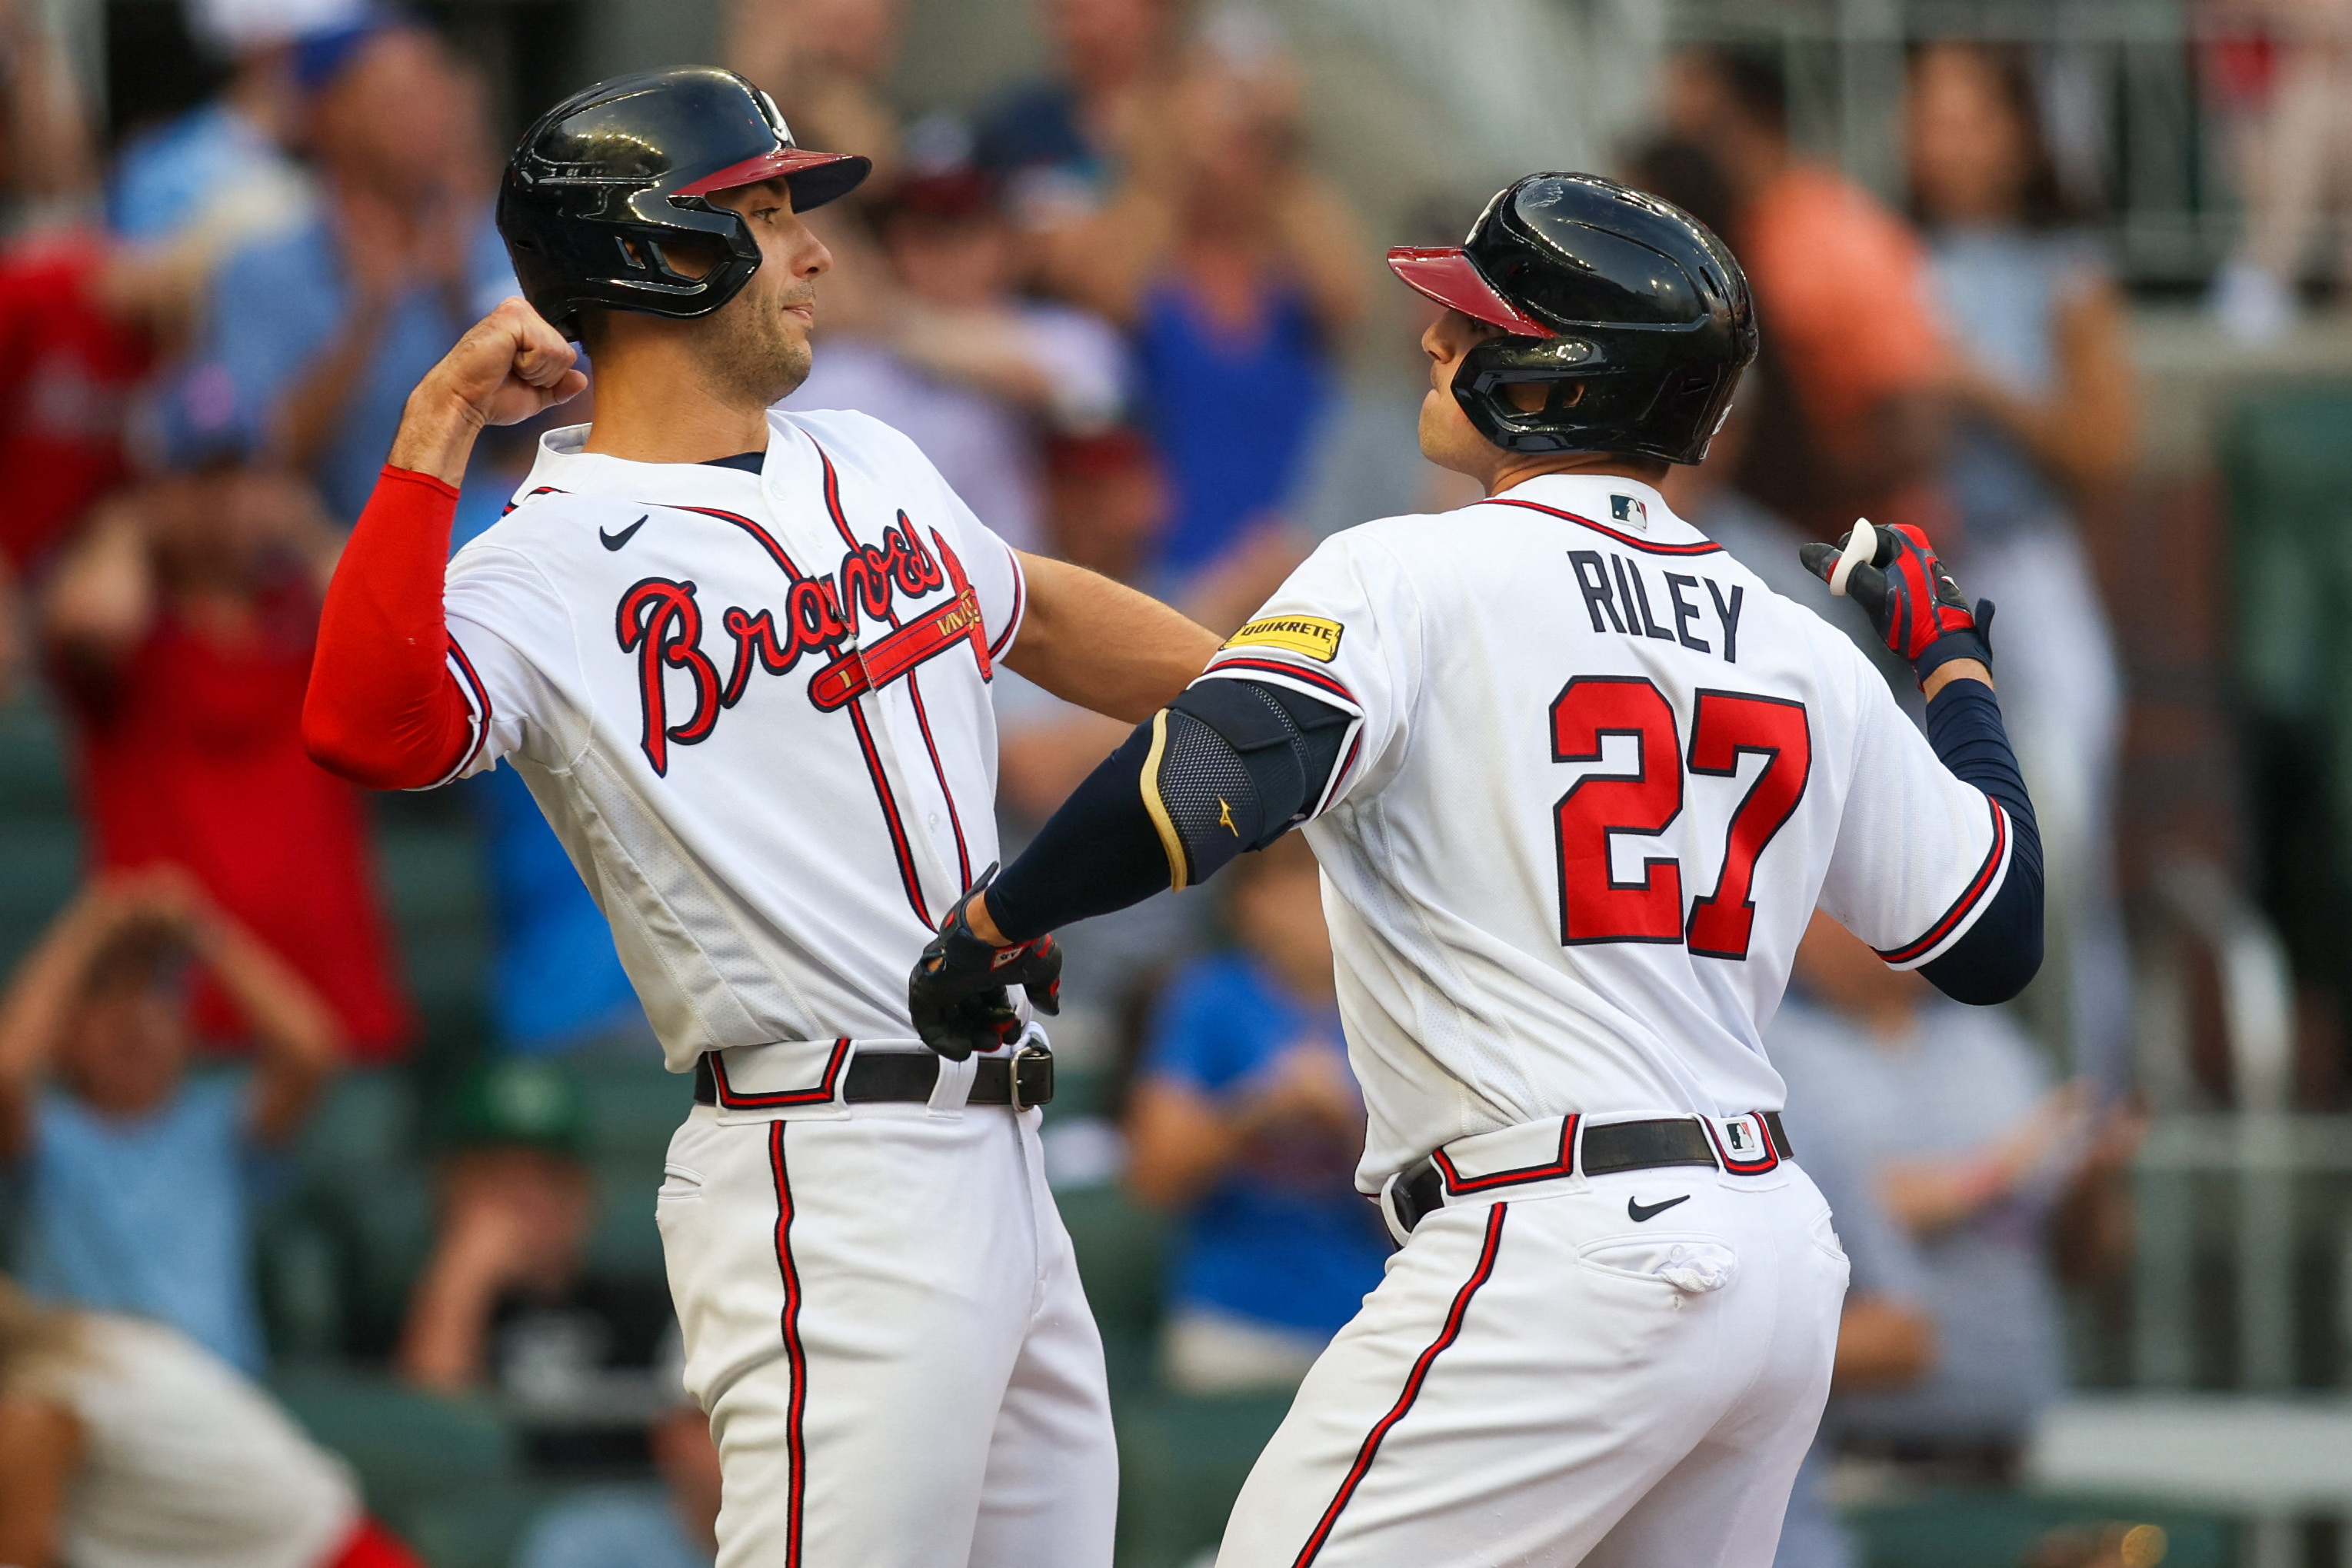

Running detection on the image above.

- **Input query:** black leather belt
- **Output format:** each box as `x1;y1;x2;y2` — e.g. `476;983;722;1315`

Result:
693;1047;1054;1110
1387;1112;1794;1238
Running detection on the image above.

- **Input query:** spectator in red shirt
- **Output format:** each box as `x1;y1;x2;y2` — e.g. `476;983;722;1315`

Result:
0;208;269;697
0;233;159;581
36;385;411;1060
0;227;202;698
1664;45;1953;540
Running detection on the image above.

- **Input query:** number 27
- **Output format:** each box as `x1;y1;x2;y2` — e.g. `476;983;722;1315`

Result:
1551;676;1811;960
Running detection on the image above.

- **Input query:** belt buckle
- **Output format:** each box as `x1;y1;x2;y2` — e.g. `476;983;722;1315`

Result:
1009;1042;1054;1111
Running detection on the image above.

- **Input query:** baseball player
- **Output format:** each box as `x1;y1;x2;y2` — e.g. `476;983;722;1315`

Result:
908;173;2044;1566
301;68;1219;1568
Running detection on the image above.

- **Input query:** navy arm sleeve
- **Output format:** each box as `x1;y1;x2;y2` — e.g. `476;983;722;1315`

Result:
1915;677;2044;1004
988;680;1353;943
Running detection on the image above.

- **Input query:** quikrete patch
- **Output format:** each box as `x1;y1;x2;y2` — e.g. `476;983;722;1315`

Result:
1224;615;1344;662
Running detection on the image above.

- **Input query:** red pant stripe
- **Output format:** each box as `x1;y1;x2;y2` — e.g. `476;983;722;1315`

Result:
769;1122;808;1568
1291;1202;1508;1568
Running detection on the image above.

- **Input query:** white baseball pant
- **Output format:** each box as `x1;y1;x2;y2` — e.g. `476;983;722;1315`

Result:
656;1084;1117;1568
1216;1118;1849;1568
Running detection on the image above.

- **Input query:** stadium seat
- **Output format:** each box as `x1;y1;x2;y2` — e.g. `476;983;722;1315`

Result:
298;1067;424;1170
269;1366;516;1530
1114;1392;1293;1568
282;1135;437;1361
373;809;489;1004
2222;391;2352;726
565;1045;691;1160
1055;1182;1168;1402
1848;1490;2234;1568
551;1046;688;1280
0;692;82;972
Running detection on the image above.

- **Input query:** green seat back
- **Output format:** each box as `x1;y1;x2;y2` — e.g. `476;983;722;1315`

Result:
1056;1183;1168;1400
1850;1489;2234;1568
270;1367;515;1526
0;692;81;974
1114;1393;1294;1568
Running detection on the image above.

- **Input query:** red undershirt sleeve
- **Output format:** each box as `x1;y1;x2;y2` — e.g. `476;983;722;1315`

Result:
302;464;478;791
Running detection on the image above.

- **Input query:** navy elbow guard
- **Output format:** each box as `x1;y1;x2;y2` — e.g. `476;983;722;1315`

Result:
1145;679;1354;888
1915;678;2045;1004
984;677;1358;944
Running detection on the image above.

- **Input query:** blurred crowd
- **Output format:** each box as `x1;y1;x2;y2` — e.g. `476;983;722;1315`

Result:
0;0;2335;1560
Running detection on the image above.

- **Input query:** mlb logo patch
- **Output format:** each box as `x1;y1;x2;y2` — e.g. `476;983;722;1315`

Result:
1709;1114;1778;1171
1611;494;1648;531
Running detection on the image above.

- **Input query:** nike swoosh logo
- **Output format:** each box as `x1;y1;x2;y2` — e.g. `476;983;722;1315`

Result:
1627;1194;1691;1223
600;515;648;551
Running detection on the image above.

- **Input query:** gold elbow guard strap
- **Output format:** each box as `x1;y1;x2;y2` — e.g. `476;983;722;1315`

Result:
1141;711;1188;889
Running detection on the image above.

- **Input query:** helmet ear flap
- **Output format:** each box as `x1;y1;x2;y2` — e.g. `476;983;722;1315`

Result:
521;188;766;338
1449;330;1739;464
1451;335;1599;454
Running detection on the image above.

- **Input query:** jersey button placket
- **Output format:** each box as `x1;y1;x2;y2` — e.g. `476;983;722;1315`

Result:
786;476;959;925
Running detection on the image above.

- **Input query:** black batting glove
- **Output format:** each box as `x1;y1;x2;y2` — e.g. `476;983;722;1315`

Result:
908;864;1062;1061
1799;518;1995;686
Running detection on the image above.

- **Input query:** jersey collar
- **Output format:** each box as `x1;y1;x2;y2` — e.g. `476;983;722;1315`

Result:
516;414;808;508
1488;471;1691;541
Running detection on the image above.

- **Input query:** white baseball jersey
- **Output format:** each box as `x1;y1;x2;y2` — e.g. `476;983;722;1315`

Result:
438;408;1025;1083
1195;472;2010;1187
438;411;1115;1568
40;1316;361;1568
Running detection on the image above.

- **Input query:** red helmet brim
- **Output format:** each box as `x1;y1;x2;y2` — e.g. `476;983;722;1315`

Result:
678;148;873;211
1385;246;1554;338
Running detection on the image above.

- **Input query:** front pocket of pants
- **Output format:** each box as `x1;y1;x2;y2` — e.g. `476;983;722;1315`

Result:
657;1162;705;1204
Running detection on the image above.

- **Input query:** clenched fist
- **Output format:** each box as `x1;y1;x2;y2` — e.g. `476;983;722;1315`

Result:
390;297;588;485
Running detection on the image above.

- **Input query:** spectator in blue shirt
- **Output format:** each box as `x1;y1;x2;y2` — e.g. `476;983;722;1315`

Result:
1029;9;1365;631
106;0;354;246
0;868;343;1373
205;18;511;524
1124;834;1387;1394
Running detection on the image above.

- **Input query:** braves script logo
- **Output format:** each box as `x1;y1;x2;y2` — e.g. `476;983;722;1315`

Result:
617;513;988;774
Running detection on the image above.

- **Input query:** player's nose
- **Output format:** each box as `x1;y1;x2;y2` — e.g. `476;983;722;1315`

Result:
1418;315;1448;363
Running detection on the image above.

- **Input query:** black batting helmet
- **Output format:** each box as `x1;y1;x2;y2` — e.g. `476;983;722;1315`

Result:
1388;172;1757;465
497;65;871;338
